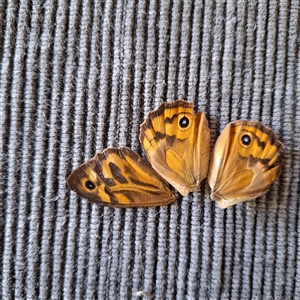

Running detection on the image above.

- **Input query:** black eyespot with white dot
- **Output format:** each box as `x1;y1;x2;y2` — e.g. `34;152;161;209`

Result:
179;116;189;128
241;134;251;146
85;180;96;190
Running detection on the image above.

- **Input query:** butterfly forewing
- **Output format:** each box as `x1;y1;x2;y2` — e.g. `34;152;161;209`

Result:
67;147;176;207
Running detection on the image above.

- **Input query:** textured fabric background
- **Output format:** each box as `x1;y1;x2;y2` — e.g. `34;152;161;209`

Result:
1;1;300;299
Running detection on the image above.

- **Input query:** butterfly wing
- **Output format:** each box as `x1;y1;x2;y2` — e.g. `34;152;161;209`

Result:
207;120;283;209
139;100;210;195
67;147;177;207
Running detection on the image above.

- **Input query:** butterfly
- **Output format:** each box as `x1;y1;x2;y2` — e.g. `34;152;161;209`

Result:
67;100;283;208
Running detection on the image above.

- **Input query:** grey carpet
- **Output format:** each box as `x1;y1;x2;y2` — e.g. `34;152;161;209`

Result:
1;0;300;299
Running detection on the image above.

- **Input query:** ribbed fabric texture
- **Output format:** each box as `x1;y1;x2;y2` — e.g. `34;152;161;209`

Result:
1;1;300;299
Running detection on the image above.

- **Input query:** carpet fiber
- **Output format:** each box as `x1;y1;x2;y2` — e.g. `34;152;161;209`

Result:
1;1;300;299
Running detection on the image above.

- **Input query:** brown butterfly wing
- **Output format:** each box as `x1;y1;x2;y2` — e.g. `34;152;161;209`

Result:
207;120;283;209
67;147;176;207
139;100;210;195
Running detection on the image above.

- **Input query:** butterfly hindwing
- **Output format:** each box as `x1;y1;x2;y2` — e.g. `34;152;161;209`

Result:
207;120;283;209
139;100;210;195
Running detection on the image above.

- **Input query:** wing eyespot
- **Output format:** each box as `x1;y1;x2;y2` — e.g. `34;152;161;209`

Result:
241;134;251;145
178;115;191;130
239;133;253;148
85;180;96;190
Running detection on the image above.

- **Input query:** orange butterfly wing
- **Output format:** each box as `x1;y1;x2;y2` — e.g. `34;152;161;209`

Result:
207;120;283;208
140;100;210;195
67;147;176;207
